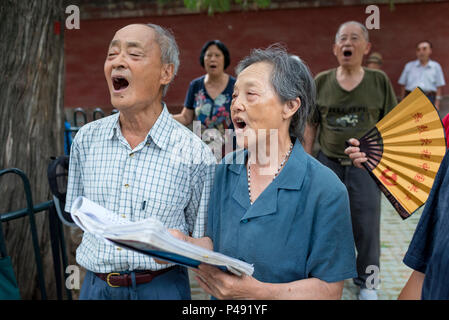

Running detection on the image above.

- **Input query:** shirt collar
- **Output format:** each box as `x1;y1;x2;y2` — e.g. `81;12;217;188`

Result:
227;139;308;220
146;104;173;150
107;103;173;150
274;139;307;190
414;59;433;68
228;138;307;191
106;113;120;140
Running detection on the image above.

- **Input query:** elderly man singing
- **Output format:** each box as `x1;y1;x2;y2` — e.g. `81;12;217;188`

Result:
303;21;397;300
65;23;216;300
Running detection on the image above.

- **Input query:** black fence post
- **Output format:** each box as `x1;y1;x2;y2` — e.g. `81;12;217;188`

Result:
0;168;47;299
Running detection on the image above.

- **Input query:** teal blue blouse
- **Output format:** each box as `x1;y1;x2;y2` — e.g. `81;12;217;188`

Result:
206;139;357;283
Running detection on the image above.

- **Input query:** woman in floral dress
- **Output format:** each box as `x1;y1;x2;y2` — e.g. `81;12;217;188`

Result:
173;40;236;161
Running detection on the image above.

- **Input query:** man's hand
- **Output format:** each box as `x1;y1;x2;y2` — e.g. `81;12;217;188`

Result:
344;138;367;169
154;229;188;264
167;229;188;242
154;231;214;265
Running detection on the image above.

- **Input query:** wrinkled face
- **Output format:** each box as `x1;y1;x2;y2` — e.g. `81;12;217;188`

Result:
333;23;371;68
231;62;285;150
416;42;432;62
104;24;171;111
203;44;225;75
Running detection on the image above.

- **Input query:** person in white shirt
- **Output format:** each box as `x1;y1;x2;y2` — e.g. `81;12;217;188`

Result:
398;40;445;110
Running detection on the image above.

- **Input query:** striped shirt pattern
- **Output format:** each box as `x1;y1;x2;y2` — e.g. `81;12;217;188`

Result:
65;105;216;273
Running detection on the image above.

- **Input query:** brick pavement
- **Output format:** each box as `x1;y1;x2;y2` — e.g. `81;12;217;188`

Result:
341;195;422;300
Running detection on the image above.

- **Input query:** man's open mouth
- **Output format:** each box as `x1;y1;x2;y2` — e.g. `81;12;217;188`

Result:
112;76;129;91
234;118;247;130
343;50;352;57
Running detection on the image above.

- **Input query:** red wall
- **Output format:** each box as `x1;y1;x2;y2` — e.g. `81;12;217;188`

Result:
64;2;449;113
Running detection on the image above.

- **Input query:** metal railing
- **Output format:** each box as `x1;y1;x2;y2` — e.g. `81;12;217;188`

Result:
0;168;71;300
65;107;118;155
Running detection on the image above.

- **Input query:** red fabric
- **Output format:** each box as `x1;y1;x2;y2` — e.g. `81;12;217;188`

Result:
443;113;449;149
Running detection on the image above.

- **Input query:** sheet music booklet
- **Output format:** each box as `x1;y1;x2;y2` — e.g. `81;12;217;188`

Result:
70;196;254;276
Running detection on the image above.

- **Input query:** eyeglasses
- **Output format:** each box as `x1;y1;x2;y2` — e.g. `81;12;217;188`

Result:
336;35;363;44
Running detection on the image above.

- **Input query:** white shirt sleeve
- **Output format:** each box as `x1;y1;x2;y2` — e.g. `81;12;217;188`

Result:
434;62;446;87
398;63;410;86
65;132;84;213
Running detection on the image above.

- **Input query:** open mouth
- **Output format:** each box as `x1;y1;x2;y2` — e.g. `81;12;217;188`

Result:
343;50;352;57
112;76;129;91
234;118;247;130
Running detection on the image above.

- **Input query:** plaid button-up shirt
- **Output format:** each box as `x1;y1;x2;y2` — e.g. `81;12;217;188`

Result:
65;105;216;273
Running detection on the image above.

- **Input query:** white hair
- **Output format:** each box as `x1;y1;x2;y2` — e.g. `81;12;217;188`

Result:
146;23;180;97
335;21;369;43
235;45;316;142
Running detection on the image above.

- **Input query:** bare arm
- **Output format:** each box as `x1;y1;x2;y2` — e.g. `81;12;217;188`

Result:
172;107;194;126
194;263;343;300
398;270;425;300
259;277;343;300
400;85;406;101
435;87;442;110
161;230;342;299
303;122;318;155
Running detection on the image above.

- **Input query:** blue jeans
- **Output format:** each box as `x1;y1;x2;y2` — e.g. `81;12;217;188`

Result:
79;266;191;300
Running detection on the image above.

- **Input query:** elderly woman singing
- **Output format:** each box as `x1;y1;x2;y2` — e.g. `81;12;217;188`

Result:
167;46;357;299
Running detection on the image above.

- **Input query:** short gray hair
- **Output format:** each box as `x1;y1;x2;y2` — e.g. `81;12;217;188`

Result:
335;21;369;43
146;23;180;96
235;45;316;142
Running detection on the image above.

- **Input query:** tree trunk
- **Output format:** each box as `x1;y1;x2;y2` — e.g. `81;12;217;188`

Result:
0;0;65;299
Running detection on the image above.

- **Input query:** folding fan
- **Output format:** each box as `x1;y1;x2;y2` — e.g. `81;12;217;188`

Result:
356;87;447;219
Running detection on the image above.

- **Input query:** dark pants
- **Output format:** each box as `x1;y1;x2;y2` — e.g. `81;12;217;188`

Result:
405;90;436;105
317;151;381;288
79;266;191;300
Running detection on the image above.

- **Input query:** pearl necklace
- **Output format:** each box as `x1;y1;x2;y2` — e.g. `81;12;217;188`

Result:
247;142;293;205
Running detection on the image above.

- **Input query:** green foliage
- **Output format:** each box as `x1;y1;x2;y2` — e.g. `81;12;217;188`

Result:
158;0;397;15
389;0;395;11
179;0;271;15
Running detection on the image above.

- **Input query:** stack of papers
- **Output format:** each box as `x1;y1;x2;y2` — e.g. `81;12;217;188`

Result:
70;196;254;276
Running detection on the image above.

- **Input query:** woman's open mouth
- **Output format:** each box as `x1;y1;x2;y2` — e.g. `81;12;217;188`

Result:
112;76;129;92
